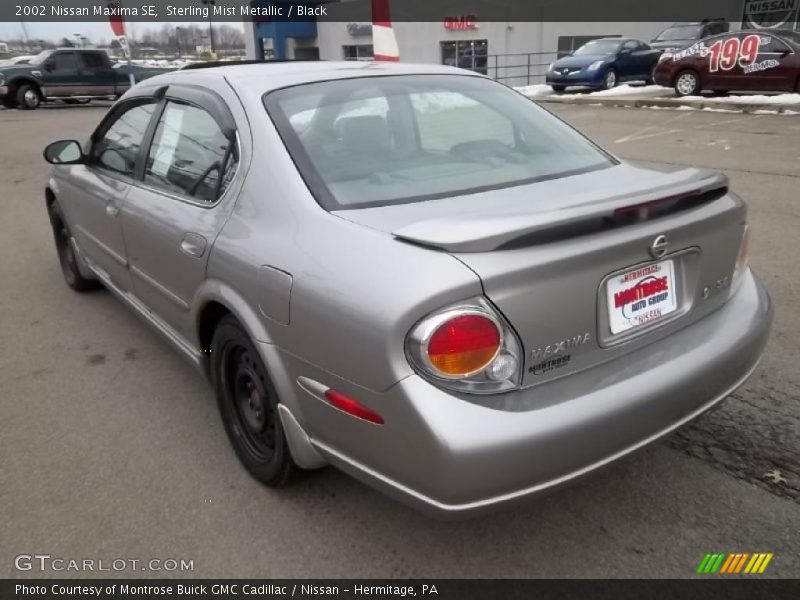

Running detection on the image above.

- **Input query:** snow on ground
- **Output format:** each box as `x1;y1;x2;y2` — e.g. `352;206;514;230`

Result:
515;82;800;112
676;93;800;105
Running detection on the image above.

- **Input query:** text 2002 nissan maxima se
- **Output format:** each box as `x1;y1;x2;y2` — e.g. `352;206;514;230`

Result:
43;62;771;516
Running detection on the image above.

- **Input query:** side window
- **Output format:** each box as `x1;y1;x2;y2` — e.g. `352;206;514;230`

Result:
144;101;237;203
759;36;790;54
91;101;156;176
51;52;78;71
623;40;639;51
79;52;106;69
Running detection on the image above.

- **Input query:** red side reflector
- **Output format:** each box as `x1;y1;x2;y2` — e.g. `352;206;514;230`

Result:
324;389;385;425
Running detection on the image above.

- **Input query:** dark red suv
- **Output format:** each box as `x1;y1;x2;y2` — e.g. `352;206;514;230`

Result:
654;30;800;96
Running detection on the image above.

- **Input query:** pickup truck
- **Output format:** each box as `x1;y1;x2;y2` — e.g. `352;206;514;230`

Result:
0;48;171;110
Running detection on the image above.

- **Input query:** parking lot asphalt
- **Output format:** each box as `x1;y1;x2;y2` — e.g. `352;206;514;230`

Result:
1;103;798;579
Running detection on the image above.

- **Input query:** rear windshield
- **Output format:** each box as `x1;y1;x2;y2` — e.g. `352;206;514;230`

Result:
655;25;703;41
264;75;614;210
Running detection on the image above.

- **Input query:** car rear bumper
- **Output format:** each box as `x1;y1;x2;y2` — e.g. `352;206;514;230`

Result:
278;270;771;517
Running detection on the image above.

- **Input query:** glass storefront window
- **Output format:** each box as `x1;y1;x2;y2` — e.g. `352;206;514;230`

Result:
343;44;374;61
441;40;488;75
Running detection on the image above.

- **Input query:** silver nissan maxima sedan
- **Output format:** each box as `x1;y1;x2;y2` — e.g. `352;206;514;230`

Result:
43;61;771;517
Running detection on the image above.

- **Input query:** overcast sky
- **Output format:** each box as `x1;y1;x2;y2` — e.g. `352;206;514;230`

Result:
0;21;243;43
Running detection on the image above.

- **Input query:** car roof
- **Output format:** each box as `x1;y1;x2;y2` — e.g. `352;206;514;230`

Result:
159;60;481;94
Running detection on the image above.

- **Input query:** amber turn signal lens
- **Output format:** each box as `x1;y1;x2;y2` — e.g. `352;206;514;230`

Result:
426;314;501;377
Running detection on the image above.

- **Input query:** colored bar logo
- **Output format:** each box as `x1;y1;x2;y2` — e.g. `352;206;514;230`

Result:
696;552;773;574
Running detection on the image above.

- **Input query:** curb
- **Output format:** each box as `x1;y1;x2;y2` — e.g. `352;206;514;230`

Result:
532;95;799;114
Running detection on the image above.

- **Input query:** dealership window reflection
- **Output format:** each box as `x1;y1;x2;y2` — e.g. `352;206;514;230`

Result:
441;40;488;75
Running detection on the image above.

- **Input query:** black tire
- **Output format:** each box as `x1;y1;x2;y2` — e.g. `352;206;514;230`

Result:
211;315;295;486
47;202;99;292
550;85;566;93
2;95;17;109
674;70;701;97
16;84;41;110
602;68;618;90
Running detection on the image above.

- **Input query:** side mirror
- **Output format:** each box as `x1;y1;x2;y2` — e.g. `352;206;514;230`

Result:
43;140;85;165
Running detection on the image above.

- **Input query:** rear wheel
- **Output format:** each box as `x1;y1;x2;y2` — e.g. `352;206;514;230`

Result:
211;315;295;486
48;202;99;292
603;69;617;90
674;70;701;97
16;84;41;110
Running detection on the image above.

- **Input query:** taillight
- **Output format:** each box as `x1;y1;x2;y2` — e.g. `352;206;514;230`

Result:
406;300;522;394
735;225;750;276
427;314;501;377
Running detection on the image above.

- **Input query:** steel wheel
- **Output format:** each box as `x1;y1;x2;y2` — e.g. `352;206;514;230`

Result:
48;202;98;292
223;344;278;462
55;222;78;287
212;315;295;486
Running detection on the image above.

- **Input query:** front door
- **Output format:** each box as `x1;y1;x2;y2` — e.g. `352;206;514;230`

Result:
42;51;81;97
67;99;159;290
121;89;239;340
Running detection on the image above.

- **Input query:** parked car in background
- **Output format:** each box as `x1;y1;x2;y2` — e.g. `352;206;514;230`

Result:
650;19;729;55
41;61;771;516
0;48;170;109
546;38;661;92
0;55;35;66
655;30;800;96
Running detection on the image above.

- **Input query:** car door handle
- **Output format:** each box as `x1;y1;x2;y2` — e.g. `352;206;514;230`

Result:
180;233;207;258
106;203;120;217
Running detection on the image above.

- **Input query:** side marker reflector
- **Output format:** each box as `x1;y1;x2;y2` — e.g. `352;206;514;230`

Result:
324;389;385;425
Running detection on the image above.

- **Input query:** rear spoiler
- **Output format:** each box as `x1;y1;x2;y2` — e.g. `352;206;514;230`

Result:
393;171;729;253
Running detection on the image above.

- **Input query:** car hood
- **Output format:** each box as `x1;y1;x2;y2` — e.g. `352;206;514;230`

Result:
553;54;612;68
0;64;38;75
332;162;727;253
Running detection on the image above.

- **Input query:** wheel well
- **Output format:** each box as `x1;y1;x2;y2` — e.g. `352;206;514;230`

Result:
198;301;232;370
10;78;42;97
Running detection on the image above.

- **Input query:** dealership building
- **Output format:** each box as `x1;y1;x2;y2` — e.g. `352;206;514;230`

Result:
244;1;800;86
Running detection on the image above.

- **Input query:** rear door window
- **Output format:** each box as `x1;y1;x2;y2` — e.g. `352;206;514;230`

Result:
144;101;237;203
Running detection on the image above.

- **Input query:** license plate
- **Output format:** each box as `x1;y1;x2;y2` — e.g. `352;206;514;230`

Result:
606;259;678;334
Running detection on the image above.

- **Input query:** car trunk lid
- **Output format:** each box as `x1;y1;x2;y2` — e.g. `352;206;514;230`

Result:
334;163;747;387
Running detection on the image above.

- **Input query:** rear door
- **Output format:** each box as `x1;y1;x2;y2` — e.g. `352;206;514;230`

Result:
745;34;796;91
121;85;240;340
77;51;116;96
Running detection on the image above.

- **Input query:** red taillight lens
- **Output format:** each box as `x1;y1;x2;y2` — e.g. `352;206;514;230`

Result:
426;314;501;377
324;389;384;425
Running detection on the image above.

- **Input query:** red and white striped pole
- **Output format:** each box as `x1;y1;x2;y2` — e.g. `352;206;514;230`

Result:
371;0;399;61
107;1;135;87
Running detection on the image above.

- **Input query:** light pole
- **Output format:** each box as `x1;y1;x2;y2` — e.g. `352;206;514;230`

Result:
201;0;216;57
175;26;182;58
